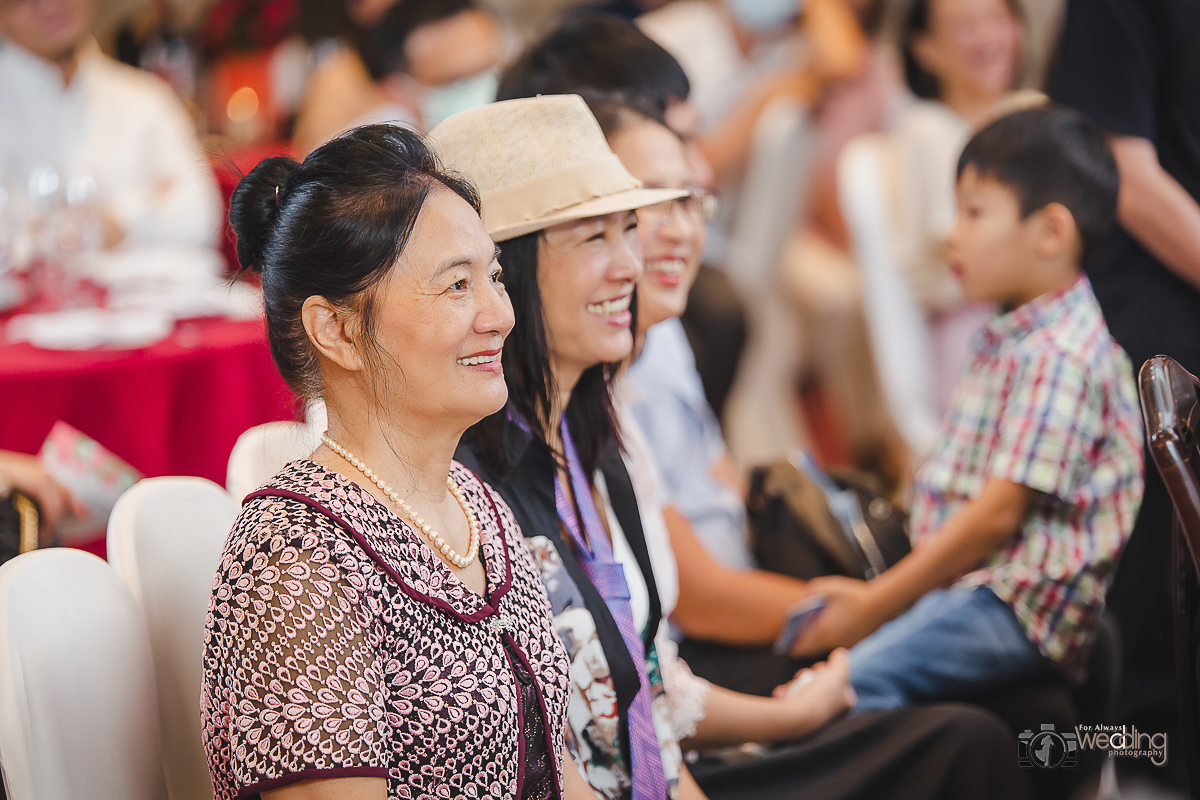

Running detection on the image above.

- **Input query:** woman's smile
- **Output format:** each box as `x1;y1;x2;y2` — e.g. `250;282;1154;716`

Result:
586;291;634;326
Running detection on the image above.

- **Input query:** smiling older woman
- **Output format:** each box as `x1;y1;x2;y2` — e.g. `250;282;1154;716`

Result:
200;125;593;800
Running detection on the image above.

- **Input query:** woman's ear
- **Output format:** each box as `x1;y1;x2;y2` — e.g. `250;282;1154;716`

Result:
302;296;365;373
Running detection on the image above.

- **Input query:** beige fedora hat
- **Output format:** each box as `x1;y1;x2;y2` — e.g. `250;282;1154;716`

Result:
428;94;687;242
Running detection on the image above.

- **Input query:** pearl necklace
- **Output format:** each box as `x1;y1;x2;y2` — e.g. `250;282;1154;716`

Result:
320;433;480;569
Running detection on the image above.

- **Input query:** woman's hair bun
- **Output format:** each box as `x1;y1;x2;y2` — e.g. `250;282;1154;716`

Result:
229;155;301;272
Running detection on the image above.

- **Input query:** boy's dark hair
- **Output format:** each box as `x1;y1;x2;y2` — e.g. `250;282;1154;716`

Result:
496;15;689;123
957;106;1119;263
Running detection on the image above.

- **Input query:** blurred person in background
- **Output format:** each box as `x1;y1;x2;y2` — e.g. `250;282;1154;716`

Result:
293;0;501;152
0;0;222;268
291;0;397;153
1051;0;1200;792
497;15;743;420
639;0;869;187
872;0;1039;423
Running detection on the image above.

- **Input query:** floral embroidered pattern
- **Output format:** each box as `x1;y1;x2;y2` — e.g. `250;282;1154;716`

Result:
524;535;683;799
201;460;571;800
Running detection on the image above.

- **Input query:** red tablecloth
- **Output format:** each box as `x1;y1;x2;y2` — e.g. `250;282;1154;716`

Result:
0;315;299;488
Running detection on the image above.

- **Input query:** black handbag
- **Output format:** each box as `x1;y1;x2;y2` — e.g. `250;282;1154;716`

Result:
747;454;910;581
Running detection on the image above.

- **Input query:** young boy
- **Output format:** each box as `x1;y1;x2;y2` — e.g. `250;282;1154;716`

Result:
795;106;1145;710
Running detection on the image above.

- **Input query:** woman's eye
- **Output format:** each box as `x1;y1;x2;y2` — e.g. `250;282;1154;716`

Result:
450;279;468;291
491;269;504;284
624;220;639;234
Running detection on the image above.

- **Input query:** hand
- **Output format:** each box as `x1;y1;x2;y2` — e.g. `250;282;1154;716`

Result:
772;648;856;732
803;0;868;87
0;451;86;532
789;576;882;658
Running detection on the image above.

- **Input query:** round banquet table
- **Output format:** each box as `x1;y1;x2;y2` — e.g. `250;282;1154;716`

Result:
0;316;299;551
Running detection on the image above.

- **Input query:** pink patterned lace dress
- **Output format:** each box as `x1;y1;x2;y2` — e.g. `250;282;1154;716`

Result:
200;460;572;800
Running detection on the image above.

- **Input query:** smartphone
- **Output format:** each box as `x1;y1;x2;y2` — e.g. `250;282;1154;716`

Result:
773;595;827;656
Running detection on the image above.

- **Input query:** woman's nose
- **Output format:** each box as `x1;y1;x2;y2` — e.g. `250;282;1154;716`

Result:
658;207;693;243
608;231;643;283
476;278;515;335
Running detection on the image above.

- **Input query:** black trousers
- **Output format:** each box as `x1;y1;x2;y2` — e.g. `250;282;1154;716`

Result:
690;705;1033;800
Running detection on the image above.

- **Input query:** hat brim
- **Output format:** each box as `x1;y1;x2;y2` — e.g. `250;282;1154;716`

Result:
487;186;689;243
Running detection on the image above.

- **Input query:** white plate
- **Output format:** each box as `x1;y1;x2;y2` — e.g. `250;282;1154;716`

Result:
7;308;172;350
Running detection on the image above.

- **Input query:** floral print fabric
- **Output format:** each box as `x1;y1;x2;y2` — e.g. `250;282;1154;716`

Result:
201;460;571;800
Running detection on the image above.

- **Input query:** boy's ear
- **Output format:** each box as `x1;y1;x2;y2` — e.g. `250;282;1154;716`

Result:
1033;202;1079;261
302;296;366;373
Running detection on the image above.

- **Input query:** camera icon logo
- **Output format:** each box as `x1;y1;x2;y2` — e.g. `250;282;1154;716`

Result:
1018;724;1079;769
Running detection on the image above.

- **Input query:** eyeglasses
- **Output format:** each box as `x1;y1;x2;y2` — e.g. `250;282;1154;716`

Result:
636;187;719;228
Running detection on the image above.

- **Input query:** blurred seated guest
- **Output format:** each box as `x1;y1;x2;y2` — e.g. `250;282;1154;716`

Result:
638;0;868;186
0;0;222;263
201;124;589;799
880;0;1042;407
599;99;820;693
0;449;83;540
290;0;396;154
294;0;501;152
795;109;1144;717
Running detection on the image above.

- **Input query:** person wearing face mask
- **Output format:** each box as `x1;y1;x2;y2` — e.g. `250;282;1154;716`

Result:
638;0;869;186
293;0;501;152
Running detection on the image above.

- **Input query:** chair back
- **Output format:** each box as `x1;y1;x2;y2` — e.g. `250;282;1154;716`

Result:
721;98;816;466
226;419;321;500
837;134;940;456
108;477;237;800
0;549;166;800
1138;355;1200;791
1140;356;1200;549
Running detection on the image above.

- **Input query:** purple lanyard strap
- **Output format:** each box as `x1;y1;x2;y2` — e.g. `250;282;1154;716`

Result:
554;421;668;800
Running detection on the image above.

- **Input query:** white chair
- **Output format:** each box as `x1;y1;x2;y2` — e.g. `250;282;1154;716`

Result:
108;477;238;800
721;97;818;468
225;419;321;500
0;549;166;800
837;134;941;457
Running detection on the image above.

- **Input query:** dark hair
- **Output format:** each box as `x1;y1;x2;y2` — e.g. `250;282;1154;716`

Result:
581;91;662;141
497;15;690;123
956;106;1119;262
229;123;479;398
464;230;630;480
359;0;478;81
901;0;1023;100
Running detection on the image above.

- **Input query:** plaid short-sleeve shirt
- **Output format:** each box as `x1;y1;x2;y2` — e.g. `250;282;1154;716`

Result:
910;275;1144;678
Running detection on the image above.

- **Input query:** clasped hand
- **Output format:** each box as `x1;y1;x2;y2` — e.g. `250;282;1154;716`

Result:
789;576;886;658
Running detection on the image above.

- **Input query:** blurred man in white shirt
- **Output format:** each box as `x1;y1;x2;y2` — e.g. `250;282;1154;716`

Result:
0;0;222;278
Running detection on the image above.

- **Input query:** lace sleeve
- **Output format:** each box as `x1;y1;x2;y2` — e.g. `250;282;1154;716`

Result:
655;623;711;740
206;498;392;793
